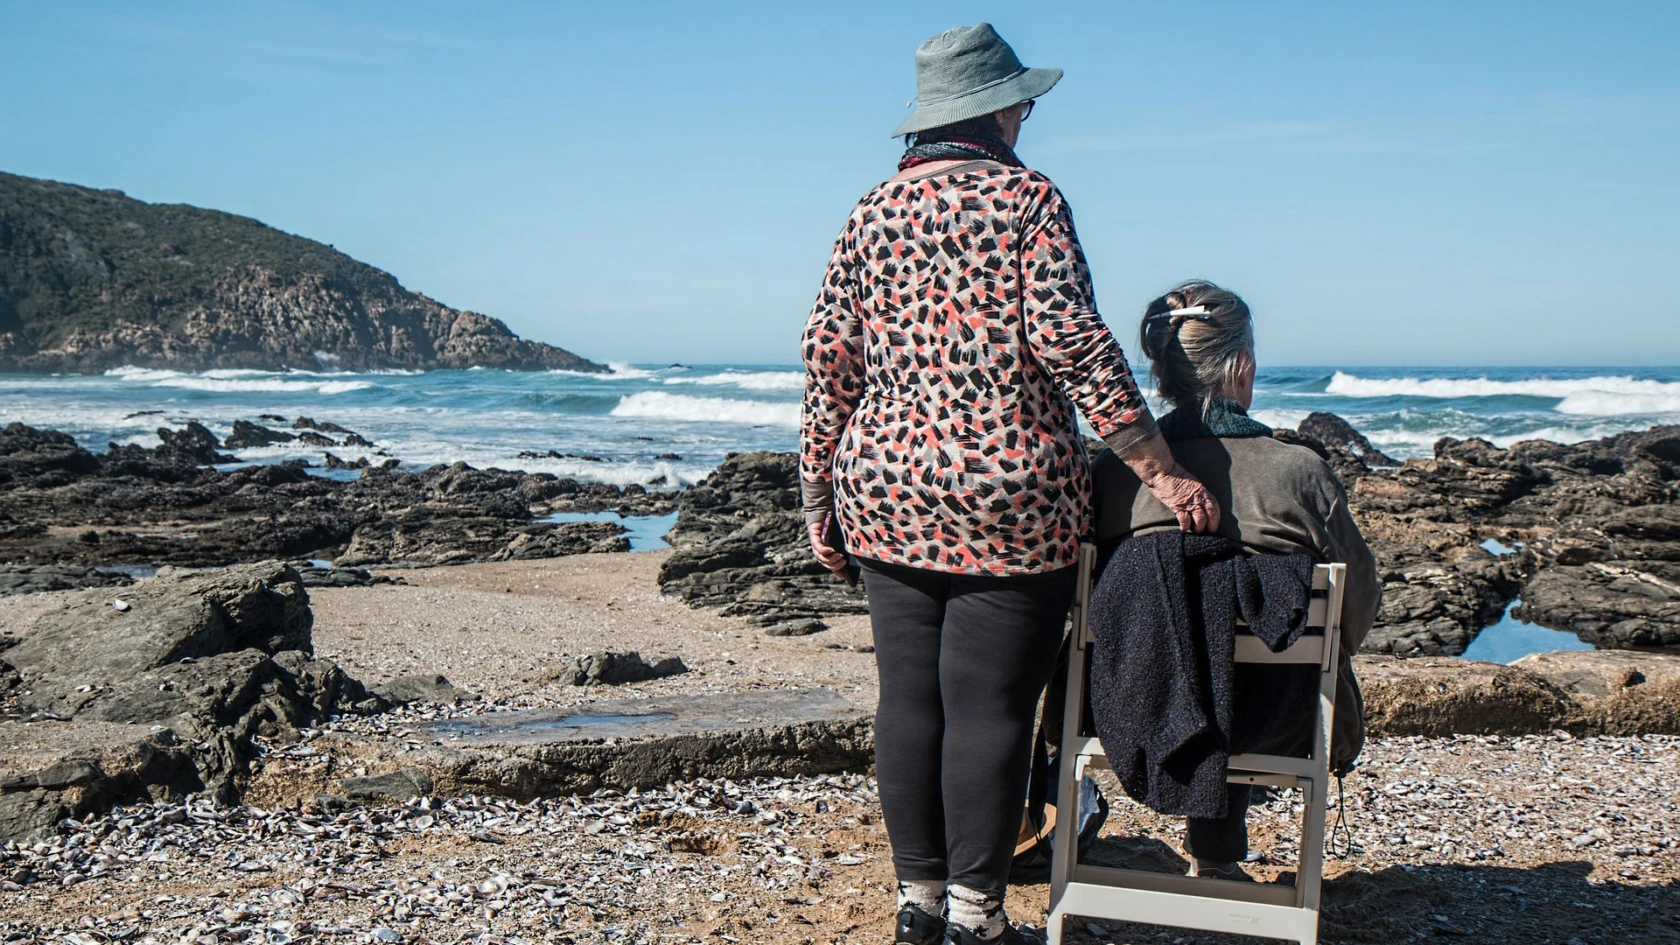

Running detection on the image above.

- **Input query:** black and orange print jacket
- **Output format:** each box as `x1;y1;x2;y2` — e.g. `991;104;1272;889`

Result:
801;164;1156;576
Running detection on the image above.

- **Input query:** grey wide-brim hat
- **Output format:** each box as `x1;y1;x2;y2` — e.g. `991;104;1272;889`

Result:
892;22;1062;137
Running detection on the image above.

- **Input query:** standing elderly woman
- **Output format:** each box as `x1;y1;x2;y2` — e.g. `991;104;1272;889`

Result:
800;24;1219;945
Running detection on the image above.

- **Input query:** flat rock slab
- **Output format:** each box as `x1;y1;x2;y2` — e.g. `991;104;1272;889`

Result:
254;687;874;805
421;687;862;745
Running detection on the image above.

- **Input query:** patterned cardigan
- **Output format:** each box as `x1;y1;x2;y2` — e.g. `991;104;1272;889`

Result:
800;164;1156;576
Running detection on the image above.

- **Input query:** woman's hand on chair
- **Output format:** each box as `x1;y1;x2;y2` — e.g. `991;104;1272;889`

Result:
807;520;851;574
1144;464;1223;533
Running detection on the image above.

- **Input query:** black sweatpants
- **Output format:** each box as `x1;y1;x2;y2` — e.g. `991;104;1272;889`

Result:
862;558;1076;898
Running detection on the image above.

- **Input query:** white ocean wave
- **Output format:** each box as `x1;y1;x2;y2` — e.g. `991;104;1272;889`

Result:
104;366;184;381
1250;408;1311;430
110;372;372;394
1325;371;1680;407
665;370;804;392
1357;419;1658;457
548;361;665;381
609;391;800;427
1487;423;1660;446
1555;391;1680;416
101;364;382;393
160;377;373;394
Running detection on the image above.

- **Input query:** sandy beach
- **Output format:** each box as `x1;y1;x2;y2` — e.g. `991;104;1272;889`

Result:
304;552;879;707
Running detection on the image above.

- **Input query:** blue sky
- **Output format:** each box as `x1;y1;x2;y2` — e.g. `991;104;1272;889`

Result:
2;1;1676;366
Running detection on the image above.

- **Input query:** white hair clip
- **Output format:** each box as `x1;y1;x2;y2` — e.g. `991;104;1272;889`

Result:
1145;305;1214;325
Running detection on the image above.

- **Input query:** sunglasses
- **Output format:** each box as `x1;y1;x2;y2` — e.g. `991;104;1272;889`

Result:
1019;99;1036;121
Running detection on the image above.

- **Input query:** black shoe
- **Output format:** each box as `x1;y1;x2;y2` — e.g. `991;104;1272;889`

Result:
943;922;1044;945
896;903;947;945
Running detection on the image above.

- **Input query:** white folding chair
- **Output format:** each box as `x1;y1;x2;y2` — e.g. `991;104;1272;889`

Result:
1046;545;1347;945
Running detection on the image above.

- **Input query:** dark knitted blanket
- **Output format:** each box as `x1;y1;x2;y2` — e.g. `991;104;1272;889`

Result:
1088;531;1314;819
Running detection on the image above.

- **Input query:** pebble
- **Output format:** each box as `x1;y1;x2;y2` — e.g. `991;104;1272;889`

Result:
0;735;1673;943
0;770;879;943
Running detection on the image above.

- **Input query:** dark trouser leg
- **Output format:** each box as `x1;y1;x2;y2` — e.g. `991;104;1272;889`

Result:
940;566;1077;898
862;560;952;881
1184;784;1252;863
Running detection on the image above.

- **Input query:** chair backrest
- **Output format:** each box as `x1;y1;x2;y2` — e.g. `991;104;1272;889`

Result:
1070;546;1345;672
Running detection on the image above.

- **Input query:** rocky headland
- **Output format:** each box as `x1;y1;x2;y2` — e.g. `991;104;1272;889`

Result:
0;171;603;373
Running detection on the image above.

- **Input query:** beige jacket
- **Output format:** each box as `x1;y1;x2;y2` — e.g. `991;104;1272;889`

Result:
1090;432;1381;769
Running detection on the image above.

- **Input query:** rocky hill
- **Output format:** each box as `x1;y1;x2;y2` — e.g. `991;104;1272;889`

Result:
0;172;603;373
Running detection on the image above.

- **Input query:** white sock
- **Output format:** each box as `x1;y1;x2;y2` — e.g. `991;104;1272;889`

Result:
896;878;946;915
947;883;1007;939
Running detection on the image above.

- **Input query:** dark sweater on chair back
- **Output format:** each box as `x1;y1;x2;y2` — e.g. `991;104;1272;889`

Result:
1088;530;1314;819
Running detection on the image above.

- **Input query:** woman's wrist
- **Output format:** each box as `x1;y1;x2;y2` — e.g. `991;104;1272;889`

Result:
800;476;835;527
1112;427;1174;485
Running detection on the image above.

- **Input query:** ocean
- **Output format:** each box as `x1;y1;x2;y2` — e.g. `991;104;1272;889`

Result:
3;364;1678;487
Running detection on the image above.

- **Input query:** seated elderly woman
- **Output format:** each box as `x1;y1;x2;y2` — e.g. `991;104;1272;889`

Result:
1089;280;1381;881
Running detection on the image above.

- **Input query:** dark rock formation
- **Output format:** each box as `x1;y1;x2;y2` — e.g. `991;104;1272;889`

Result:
657;452;866;624
371;673;477;705
558;651;689;687
1299;411;1400;470
334;767;435;802
0;422;666;572
0;563;385;839
765;619;830;637
0;171;605;374
1358;651;1680;737
292;563;407;589
222;420;295;450
656;423;1678;656
1516;561;1680;648
7;562;316;715
0;564;132;597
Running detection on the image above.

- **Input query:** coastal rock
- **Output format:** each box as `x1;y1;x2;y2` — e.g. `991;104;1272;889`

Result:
0;422;100;486
1511;650;1680;735
1274;418;1680;654
1356;656;1576;736
1296;411;1400;479
255;688;875;805
1515;562;1680;648
0;564;132;597
371;673;478;705
658;452;865;623
1355;651;1680;737
0;563;386;839
558;651;689;687
337;514;628;567
294;417;354;435
0;722;204;841
334;767;434;801
0;422;660;569
293;563;406;588
222;419;294;449
0;171;605;374
1362;543;1526;656
4;561;313;716
155;422;233;465
765;619;830;637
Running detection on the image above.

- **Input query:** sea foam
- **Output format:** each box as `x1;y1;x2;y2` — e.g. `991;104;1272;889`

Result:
1326;371;1680;409
609;391;799;427
664;370;804;392
105;366;375;394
